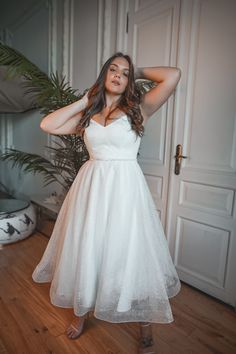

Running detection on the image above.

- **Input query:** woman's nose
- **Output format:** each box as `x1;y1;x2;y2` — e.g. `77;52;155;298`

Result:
114;72;120;78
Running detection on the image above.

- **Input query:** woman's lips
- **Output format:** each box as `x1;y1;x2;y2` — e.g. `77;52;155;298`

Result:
112;80;120;85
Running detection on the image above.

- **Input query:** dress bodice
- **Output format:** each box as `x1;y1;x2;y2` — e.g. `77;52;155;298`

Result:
84;115;142;160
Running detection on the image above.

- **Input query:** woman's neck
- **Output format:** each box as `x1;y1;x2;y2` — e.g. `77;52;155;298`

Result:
105;92;121;108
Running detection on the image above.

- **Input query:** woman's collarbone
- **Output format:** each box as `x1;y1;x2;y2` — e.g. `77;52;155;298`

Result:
92;110;124;125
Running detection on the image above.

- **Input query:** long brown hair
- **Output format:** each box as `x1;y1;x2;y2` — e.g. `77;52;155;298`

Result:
76;52;144;138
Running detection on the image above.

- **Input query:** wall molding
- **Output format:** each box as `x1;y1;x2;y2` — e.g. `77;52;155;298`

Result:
96;0;104;76
48;0;59;75
0;28;14;152
102;0;113;64
0;114;14;153
62;0;74;84
47;0;63;148
0;28;13;45
98;0;129;71
116;0;129;53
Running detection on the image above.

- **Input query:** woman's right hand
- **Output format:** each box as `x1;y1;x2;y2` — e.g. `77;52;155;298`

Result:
40;91;89;135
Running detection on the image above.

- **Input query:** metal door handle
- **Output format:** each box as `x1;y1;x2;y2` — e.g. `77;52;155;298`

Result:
174;144;187;175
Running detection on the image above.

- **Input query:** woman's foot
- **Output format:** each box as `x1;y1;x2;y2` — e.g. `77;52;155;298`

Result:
66;313;88;339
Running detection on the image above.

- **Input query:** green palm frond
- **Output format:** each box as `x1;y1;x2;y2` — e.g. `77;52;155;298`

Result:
1;149;68;189
0;42;49;82
26;72;82;114
135;79;157;95
0;43;85;115
45;135;90;186
1;134;90;190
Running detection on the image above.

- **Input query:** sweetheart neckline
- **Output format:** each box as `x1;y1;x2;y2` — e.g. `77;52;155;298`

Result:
90;114;127;128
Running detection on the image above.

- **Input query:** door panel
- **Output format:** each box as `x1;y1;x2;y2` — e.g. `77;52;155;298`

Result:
126;0;236;306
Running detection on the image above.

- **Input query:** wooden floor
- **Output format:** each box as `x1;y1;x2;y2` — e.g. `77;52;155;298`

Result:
0;231;236;354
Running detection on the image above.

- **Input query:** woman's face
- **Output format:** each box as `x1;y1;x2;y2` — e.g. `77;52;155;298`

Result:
104;57;130;95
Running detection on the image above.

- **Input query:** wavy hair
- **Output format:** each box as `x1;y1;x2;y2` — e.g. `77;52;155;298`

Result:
76;52;144;138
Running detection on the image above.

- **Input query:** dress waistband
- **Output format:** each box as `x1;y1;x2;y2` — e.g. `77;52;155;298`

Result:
89;158;137;161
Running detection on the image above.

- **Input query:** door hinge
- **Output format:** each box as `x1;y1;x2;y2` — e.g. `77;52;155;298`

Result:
126;12;129;33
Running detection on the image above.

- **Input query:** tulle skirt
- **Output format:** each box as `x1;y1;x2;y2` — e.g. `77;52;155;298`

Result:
32;159;181;323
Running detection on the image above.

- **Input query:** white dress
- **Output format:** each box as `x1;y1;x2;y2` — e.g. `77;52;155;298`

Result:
32;114;181;324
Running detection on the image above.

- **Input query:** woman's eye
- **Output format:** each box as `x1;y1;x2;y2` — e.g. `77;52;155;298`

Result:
123;72;128;77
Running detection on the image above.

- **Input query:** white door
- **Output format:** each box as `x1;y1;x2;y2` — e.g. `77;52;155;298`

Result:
126;0;181;226
124;0;236;306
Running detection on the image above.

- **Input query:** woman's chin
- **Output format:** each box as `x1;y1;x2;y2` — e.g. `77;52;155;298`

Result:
105;87;125;96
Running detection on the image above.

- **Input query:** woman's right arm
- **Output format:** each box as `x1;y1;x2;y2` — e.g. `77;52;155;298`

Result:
40;92;89;135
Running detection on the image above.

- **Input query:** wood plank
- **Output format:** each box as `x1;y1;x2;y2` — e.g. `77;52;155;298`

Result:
1;231;236;354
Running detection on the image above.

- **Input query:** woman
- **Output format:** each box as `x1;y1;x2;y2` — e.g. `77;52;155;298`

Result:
32;52;181;340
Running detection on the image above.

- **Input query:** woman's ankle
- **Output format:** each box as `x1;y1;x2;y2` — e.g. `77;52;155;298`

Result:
73;313;87;319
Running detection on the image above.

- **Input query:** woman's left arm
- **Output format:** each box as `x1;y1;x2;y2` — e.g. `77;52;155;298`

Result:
135;66;181;121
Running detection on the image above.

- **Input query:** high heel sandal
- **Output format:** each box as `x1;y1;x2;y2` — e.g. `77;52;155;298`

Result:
66;312;89;340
